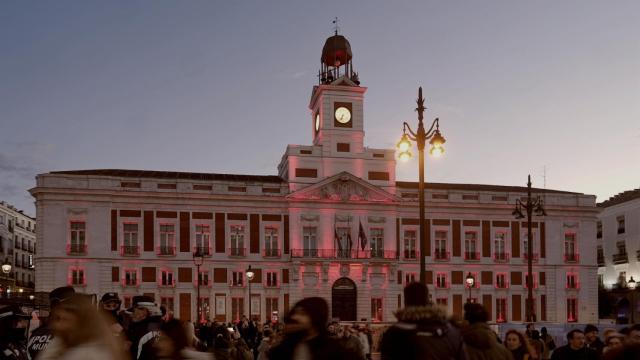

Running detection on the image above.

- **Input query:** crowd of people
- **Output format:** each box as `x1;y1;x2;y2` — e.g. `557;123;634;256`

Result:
2;283;640;359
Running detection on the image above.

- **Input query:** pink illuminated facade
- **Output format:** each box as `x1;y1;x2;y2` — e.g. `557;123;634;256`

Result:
30;33;599;324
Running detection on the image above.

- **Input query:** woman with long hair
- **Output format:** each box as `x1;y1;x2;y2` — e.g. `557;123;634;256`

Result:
36;293;127;360
505;329;536;360
154;319;212;360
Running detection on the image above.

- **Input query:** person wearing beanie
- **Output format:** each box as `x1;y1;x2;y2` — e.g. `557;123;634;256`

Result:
379;282;467;360
461;303;512;360
268;296;364;360
27;286;76;360
584;324;604;356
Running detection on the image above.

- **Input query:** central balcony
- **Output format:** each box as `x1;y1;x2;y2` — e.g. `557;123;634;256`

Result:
433;250;450;261
66;243;87;255
120;245;140;257
229;247;246;257
613;253;629;264
464;251;480;261
193;245;212;257
157;245;176;256
522;253;539;262
564;253;580;263
291;248;396;260
403;250;419;260
263;248;281;258
493;252;510;262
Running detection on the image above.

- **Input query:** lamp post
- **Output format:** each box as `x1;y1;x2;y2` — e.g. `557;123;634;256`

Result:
629;276;637;323
397;87;446;285
246;266;255;321
512;175;546;323
465;272;475;303
193;249;204;324
1;258;11;275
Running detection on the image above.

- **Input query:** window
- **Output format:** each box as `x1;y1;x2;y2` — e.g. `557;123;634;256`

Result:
195;225;211;255
123;223;139;256
302;227;317;257
160;297;174;312
434;230;448;260
618;216;626;234
403;230;417;259
15;235;20;249
566;273;579;289
370;228;384;258
522;231;538;261
525;273;538;289
231;297;244;322
230;225;245;256
436;273;448;288
69;268;85;286
266;298;278;322
198;297;210;322
598;274;604;289
567;298;578;322
464;232;478;260
198;271;209;286
404;272;417;285
159;224;176;256
496;298;507;323
69;221;86;254
597;246;605;266
597;221;602;238
264;227;279;257
496;273;508;288
28;255;33;268
266;272;278;287
336;227;351;258
564;233;578;262
371;298;383;322
160;270;174;287
124;269;138;286
436;298;448;307
493;232;507;261
231;271;244;287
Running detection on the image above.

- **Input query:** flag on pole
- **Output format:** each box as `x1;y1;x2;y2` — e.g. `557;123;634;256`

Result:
334;215;342;252
359;219;368;251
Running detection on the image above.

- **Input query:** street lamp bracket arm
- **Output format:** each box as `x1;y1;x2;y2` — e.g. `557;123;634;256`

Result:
403;122;418;140
424;118;441;139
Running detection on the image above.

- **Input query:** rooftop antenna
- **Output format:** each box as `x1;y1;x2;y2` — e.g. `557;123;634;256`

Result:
332;17;339;35
543;165;547;189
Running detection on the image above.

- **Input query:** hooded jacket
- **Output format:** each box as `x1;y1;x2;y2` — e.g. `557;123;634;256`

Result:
462;322;513;360
380;305;468;360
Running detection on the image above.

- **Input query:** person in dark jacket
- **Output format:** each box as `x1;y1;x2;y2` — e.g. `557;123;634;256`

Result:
27;286;75;360
462;303;512;360
0;305;30;360
550;329;598;360
380;282;467;360
584;324;604;356
126;296;163;360
268;297;364;360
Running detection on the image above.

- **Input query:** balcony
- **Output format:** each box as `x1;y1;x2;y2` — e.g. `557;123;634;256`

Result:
120;245;140;257
433;250;450;261
613;253;629;265
157;245;176;256
290;248;396;260
495;281;510;289
229;247;246;257
435;281;450;289
564;253;580;263
493;252;510;262
263;248;281;258
193;246;212;257
159;278;176;287
229;280;245;288
122;278;139;287
403;250;419;260
66;243;87;255
524;280;539;289
197;279;210;287
566;281;580;290
464;251;480;261
522;253;539;262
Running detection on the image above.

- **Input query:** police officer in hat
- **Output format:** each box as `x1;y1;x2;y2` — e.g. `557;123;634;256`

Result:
0;304;31;360
27;286;75;360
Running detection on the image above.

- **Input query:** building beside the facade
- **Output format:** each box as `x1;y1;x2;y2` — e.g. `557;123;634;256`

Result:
30;33;599;324
0;201;36;296
596;188;640;322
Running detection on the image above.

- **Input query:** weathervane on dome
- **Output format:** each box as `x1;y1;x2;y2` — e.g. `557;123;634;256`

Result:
332;17;339;35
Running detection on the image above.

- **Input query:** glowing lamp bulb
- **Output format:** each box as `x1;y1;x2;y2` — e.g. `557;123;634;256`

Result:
398;151;412;162
429;146;444;157
397;134;411;152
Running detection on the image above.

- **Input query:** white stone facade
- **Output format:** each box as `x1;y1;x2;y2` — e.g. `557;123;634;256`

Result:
0;201;36;293
30;34;599;325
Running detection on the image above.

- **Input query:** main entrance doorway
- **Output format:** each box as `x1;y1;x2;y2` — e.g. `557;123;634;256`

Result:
332;277;357;321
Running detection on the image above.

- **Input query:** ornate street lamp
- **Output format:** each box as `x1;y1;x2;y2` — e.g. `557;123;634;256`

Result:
1;258;11;274
397;87;446;285
629;277;637;290
246;266;255;321
193;249;204;323
465;272;475;303
512;175;546;323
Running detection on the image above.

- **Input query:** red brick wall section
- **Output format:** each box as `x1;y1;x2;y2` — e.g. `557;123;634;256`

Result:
215;213;225;253
250;214;259;254
144;211;154;252
452;220;461;257
482;221;491;257
180;212;190;252
511;222;520;258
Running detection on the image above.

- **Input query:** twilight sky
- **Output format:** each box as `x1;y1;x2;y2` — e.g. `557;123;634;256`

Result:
1;1;639;216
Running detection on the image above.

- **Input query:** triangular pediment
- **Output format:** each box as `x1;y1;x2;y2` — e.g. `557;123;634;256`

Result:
330;76;358;87
287;172;399;203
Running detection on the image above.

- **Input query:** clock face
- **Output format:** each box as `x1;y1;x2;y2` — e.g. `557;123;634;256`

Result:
334;107;351;124
315;113;320;132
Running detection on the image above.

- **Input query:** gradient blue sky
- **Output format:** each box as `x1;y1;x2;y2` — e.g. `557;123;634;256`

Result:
1;1;639;216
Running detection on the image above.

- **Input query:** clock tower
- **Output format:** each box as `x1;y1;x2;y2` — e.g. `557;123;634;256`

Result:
278;31;396;193
309;32;366;155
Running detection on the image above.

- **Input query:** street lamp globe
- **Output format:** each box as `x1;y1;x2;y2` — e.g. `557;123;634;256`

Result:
1;260;11;274
428;129;446;158
396;133;411;153
18;288;23;293
465;272;475;288
246;266;255;281
398;150;412;162
629;276;637;290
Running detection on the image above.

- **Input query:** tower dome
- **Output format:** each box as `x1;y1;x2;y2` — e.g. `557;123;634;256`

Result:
318;32;359;86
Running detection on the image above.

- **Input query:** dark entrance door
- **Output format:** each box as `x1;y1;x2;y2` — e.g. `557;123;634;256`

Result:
332;277;357;321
